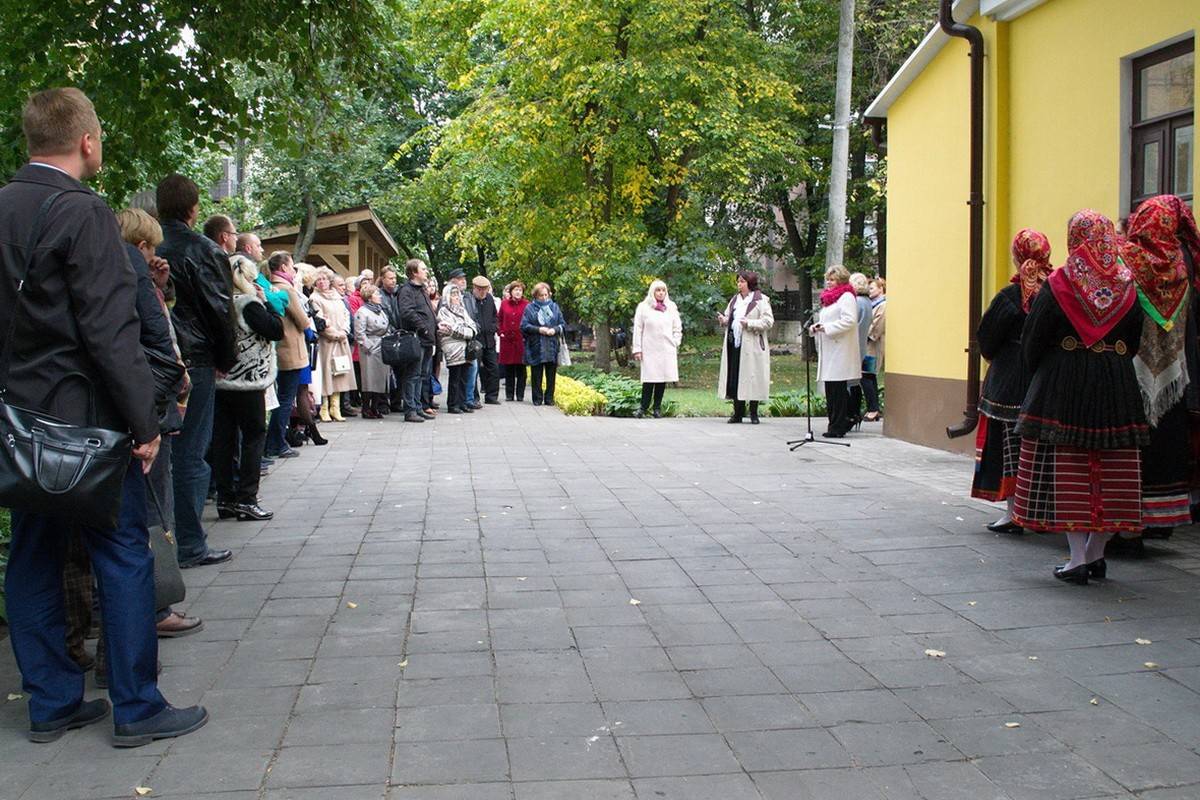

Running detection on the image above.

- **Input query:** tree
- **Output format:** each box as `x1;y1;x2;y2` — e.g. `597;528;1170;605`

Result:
403;0;804;369
0;0;401;203
826;0;856;268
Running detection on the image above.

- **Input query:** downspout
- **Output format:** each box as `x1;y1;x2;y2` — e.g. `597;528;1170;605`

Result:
941;0;986;439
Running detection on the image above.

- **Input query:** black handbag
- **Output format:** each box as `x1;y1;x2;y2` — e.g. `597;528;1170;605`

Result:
0;191;133;529
145;476;185;610
465;338;483;362
381;329;421;366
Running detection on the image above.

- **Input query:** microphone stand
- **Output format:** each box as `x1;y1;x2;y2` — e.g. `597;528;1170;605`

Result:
788;307;850;451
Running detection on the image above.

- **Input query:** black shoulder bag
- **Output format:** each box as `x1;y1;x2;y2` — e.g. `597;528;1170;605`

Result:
381;329;422;366
0;191;134;529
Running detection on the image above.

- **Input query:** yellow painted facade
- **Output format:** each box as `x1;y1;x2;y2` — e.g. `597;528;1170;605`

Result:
879;0;1197;446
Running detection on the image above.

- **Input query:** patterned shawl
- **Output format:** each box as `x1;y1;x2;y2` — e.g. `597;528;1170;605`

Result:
1121;195;1200;424
1047;210;1135;348
1009;228;1053;313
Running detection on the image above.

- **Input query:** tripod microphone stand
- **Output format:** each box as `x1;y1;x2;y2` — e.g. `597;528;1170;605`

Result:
788;308;850;451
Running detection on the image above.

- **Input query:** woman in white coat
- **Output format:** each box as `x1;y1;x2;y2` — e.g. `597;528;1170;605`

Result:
810;264;861;438
632;279;683;418
717;270;774;424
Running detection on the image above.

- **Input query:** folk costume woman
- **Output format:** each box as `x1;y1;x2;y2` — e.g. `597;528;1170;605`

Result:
717;270;774;424
1013;211;1148;584
971;228;1053;532
631;280;683;418
1121;195;1200;534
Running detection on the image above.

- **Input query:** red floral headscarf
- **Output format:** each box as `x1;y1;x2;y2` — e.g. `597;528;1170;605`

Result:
1120;194;1200;331
1048;210;1135;347
1009;228;1053;313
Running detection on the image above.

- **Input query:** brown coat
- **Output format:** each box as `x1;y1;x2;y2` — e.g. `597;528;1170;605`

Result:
272;273;310;371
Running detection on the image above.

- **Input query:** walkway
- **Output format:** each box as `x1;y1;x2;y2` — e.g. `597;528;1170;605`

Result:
3;404;1200;799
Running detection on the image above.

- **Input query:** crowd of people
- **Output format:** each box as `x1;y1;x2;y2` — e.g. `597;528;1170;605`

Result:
970;197;1200;583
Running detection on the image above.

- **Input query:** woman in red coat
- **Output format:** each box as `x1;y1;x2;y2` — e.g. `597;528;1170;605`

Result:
498;281;530;400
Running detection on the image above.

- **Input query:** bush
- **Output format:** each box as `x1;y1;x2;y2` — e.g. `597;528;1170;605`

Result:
561;366;677;417
768;390;828;417
553;375;606;416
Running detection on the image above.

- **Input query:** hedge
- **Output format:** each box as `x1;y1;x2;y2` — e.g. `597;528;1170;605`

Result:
552;375;606;416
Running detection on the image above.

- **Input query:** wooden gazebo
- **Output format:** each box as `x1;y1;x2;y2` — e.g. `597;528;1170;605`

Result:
256;205;400;276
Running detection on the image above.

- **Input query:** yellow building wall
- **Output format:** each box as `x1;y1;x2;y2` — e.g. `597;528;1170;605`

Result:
1004;0;1200;282
883;1;1196;450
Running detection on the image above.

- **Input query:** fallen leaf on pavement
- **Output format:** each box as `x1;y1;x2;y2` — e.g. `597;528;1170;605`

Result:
1135;638;1152;645
1144;662;1160;669
517;577;527;581
346;602;358;609
7;693;22;701
397;659;408;668
924;649;946;658
1090;698;1099;705
135;788;153;797
967;601;977;607
629;599;641;606
1004;722;1020;728
1028;656;1039;661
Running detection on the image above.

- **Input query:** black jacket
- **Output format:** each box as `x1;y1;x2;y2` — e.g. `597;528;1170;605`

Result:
398;280;437;346
379;283;402;330
157;218;236;371
977;284;1028;422
466;291;498;340
0;165;157;443
125;242;176;362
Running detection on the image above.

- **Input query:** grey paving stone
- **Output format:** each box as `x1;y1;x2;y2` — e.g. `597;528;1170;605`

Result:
500;702;608;738
616;733;741;777
752;768;888;800
395;703;502;742
284;707;396;747
18;755;159;800
601;699;714;735
589;670;692;702
296;677;399;711
392;738;511;785
632;773;766;800
513;779;635;800
975;751;1127;800
927;713;1064;758
829;720;961;767
1074;741;1200;792
680;666;786;697
798;688;922;726
507;735;625;781
268;742;393;788
900;761;1012;800
149;749;274;794
389;783;514;800
726;728;852;771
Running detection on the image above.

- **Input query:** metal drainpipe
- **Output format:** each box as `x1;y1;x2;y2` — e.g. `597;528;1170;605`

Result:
940;0;986;439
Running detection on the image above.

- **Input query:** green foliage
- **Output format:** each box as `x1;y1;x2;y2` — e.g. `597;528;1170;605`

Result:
768;389;827;418
562;366;678;418
0;0;405;204
552;374;607;416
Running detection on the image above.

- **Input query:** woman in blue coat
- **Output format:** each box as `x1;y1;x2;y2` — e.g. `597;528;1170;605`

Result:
521;282;566;405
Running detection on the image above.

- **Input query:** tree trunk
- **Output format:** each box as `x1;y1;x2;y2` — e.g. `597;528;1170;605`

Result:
876;202;887;277
848;137;867;264
776;189;815;359
594;318;612;372
825;0;856;269
295;191;319;262
476;244;487;277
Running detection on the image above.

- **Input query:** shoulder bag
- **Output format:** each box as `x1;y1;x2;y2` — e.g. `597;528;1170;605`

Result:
380;329;421;367
145;476;185;610
0;190;133;529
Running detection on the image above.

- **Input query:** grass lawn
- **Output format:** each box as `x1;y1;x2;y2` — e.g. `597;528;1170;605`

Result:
574;333;817;417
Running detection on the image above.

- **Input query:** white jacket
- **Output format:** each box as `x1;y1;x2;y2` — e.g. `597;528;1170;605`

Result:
815;291;861;385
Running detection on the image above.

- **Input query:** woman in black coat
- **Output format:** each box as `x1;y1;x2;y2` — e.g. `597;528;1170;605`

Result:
971;228;1052;533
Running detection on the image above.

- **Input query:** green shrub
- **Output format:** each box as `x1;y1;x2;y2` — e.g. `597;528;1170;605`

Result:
767;390;828;417
561;366;677;417
553;375;607;416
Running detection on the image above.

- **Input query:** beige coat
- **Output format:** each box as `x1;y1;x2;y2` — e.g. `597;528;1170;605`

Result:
437;302;479;367
311;292;357;395
866;298;886;373
354;304;391;393
717;292;774;402
632;300;682;383
815;291;861;385
272;274;310;371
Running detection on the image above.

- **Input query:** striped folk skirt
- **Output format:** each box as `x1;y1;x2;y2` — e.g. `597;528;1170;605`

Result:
971;414;1020;502
1012;438;1143;533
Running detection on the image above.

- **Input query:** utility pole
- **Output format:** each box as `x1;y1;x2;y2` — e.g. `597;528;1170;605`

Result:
826;0;856;268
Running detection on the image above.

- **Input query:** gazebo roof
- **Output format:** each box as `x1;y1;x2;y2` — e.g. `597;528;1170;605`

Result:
255;205;400;259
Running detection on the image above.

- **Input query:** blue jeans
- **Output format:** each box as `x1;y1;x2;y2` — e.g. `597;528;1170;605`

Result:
405;347;433;414
172;366;215;563
7;460;167;725
465;358;480;405
267;368;302;457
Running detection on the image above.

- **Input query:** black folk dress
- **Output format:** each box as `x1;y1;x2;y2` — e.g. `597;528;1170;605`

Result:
972;284;1028;501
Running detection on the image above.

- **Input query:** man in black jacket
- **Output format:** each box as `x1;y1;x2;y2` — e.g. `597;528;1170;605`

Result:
468;275;501;404
377;266;407;413
0;87;207;746
155;174;236;568
399;259;438;423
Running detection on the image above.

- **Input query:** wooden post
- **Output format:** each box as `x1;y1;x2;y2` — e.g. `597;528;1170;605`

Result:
348;223;361;276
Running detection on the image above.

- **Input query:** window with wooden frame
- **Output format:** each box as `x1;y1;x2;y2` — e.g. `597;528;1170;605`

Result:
1131;38;1194;211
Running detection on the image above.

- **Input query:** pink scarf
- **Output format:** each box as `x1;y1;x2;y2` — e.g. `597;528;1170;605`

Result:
820;282;855;307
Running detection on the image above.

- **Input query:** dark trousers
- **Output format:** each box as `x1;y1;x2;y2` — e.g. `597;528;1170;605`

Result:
172;366;214;563
405;347;433;414
530;363;557;404
504;364;527;400
640;382;666;412
267;368;301;456
7;460;167;725
213;389;267;505
448;363;469;411
862;372;880;414
479;346;500;402
825;380;851;434
422;349;436;408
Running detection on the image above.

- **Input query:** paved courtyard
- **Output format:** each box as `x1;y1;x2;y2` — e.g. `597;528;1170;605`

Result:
3;403;1200;799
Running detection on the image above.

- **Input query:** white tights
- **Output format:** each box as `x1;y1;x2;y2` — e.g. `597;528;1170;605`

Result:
1063;532;1114;569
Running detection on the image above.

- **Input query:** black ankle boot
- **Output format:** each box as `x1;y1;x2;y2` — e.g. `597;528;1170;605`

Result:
306;423;328;446
749;401;760;424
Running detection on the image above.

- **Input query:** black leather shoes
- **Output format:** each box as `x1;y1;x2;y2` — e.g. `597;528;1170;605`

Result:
987;520;1024;534
485;399;501;405
652;409;663;419
180;548;233;569
112;704;209;748
1087;558;1107;580
29;699;110;743
216;503;237;520
634;409;646;419
1053;563;1089;585
235;503;273;521
404;413;425;423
